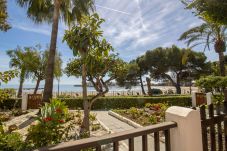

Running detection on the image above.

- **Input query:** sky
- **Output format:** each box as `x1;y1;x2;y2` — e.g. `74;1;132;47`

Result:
0;0;222;86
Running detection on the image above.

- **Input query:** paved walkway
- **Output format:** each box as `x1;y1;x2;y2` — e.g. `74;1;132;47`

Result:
93;111;165;151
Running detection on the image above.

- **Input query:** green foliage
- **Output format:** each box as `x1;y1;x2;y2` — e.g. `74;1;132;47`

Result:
0;70;18;84
114;103;168;126
0;131;25;151
0;120;25;151
26;99;74;148
0;0;11;31
182;0;227;25
151;89;163;95
60;96;191;109
196;76;227;93
63;13;107;58
116;56;148;90
16;0;94;25
27;46;63;82
145;45;209;80
0;113;10;122
0;98;21;110
143;45;210;93
179;22;227;53
0;70;18;102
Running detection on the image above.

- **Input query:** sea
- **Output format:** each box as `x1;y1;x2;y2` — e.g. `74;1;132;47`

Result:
0;84;144;92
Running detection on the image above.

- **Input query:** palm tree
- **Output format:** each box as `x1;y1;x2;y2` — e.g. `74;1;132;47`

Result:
28;48;62;94
7;47;36;97
17;0;94;102
179;22;227;76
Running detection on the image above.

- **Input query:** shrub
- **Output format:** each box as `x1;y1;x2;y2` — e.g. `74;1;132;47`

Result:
0;98;21;110
26;99;75;149
0;113;10;122
0;122;26;151
60;96;191;110
151;88;163;95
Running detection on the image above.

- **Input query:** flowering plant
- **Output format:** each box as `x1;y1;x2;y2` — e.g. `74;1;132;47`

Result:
26;99;75;148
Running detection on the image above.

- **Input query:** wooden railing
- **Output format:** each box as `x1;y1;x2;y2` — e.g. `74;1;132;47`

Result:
200;102;227;151
38;121;177;151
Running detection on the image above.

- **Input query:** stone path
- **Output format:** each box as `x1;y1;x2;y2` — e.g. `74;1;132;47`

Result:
93;111;165;151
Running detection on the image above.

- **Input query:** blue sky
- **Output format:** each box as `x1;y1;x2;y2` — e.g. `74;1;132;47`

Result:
0;0;221;85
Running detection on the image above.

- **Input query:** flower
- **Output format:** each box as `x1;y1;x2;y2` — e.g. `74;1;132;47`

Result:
58;120;64;123
43;117;52;122
55;108;62;113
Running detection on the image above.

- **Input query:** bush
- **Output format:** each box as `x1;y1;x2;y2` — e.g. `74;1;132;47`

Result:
0;98;21;110
0;122;26;151
151;88;163;95
60;96;191;110
26;99;75;149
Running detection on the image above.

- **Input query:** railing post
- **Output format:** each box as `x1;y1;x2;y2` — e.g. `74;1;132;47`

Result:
165;106;203;151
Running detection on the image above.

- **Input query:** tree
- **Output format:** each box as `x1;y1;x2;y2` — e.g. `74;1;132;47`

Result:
0;70;18;102
63;13;111;133
182;0;227;25
179;22;227;77
26;46;62;94
65;54;126;102
17;0;95;102
144;45;210;94
7;47;37;97
116;56;148;95
0;0;11;31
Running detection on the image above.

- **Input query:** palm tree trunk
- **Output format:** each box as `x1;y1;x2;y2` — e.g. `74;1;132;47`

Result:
42;0;60;103
17;70;25;98
139;75;146;95
17;76;24;98
34;78;41;94
218;52;226;76
176;75;181;94
81;62;90;134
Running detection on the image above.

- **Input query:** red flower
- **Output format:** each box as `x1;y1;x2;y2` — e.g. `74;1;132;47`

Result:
43;117;52;122
58;120;64;123
56;108;62;113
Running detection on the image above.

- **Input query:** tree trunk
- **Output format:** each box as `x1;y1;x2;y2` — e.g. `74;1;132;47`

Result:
175;76;181;94
17;74;24;98
81;63;90;135
42;0;60;103
34;78;41;94
139;75;146;95
218;52;226;76
176;83;181;94
146;77;152;96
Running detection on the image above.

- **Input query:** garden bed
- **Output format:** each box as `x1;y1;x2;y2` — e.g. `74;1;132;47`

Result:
112;103;168;126
0;99;109;151
1;110;107;139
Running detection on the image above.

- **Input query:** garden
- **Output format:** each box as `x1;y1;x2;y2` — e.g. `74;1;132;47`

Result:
0;99;107;151
112;103;168;126
0;0;227;150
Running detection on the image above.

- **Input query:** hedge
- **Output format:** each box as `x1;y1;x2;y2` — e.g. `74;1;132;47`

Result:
0;98;22;110
60;96;192;110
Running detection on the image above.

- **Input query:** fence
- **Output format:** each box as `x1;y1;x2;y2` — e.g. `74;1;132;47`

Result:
38;122;177;151
200;102;227;151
